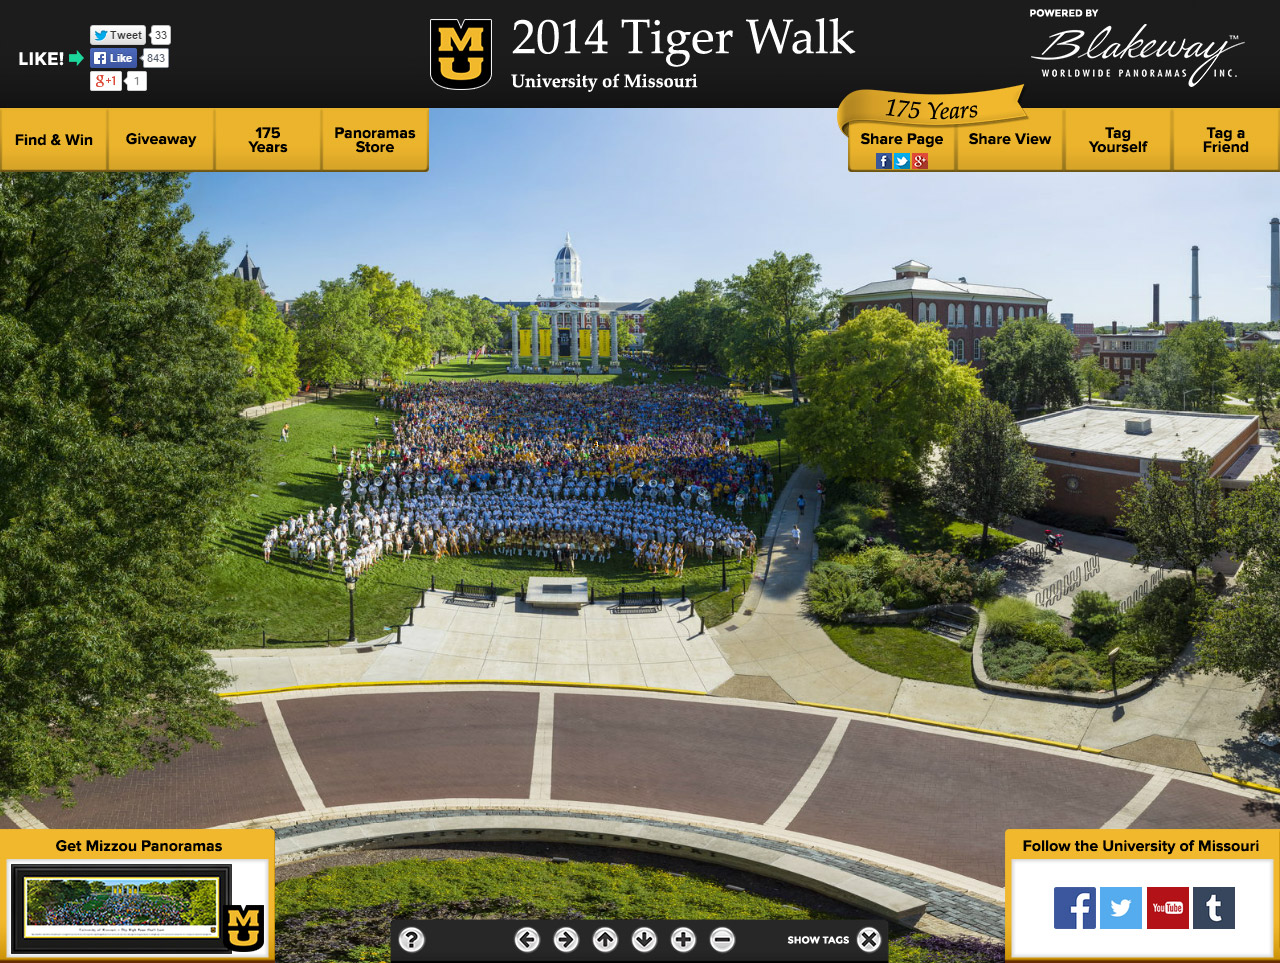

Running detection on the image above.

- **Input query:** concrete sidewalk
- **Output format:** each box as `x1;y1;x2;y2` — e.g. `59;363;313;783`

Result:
706;468;1270;785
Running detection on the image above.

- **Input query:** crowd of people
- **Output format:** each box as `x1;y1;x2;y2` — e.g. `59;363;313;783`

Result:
264;380;773;580
40;893;185;927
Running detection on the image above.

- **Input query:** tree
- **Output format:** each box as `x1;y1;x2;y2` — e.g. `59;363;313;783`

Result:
293;278;384;387
932;397;1052;557
0;172;247;804
1128;345;1196;410
212;275;298;405
981;315;1081;416
1133;320;1232;411
1115;448;1226;588
645;279;728;369
1232;342;1280;427
787;307;981;484
1195;466;1280;690
725;252;838;403
1077;355;1119;402
182;881;218;926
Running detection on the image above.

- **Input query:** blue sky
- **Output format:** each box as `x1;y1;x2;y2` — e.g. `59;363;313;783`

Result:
184;108;1280;326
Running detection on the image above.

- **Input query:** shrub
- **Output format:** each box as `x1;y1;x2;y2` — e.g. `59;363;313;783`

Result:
882;578;929;610
1122;576;1205;661
983;637;1048;681
1026;651;1101;690
1071;590;1123;645
894;551;976;604
984;597;1043;639
805;563;883;620
1020;619;1077;651
972;566;1006;601
1085;647;1159;687
845;544;908;584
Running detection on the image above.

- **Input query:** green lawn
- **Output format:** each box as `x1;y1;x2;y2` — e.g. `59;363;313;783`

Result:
202;359;777;647
822;623;976;688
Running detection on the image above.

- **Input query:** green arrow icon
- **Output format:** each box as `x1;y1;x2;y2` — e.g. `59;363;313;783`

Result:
68;51;83;65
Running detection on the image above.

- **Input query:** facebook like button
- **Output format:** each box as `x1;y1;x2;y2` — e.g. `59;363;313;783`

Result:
89;48;137;68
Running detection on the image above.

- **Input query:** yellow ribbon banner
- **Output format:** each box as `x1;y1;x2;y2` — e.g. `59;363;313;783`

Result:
838;86;1026;131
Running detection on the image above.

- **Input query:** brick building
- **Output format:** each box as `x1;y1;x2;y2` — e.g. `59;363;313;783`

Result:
1095;324;1166;391
1017;406;1260;526
1238;330;1280;350
841;260;1050;368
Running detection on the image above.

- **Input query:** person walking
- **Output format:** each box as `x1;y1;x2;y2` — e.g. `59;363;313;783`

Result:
797;492;805;516
791;524;802;550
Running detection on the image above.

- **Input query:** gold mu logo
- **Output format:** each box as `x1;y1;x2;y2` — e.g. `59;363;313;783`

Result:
221;904;266;952
430;19;493;90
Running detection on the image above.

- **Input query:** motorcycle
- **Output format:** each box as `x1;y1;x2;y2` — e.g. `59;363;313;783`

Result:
1044;530;1064;554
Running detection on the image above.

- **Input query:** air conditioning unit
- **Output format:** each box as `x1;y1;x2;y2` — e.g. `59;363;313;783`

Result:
1125;417;1152;435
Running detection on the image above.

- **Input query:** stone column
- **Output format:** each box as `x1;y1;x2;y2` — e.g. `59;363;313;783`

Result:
609;312;621;372
507;310;521;372
589;311;601;373
532;316;541;371
549;312;562;372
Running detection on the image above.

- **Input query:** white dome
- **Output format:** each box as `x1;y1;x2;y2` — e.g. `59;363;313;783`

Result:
553;232;582;298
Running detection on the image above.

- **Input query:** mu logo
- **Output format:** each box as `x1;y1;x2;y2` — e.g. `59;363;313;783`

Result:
221;904;266;952
430;19;492;90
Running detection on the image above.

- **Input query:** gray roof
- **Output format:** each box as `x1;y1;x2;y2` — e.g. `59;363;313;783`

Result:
233;252;265;289
844;276;1048;301
483;297;653;313
1241;330;1280;342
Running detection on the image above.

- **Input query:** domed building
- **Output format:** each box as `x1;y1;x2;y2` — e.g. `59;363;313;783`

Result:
488;233;654;360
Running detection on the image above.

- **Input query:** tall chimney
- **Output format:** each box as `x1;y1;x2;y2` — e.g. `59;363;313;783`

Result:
1112;321;1117;335
1153;283;1160;325
1191;245;1200;323
1270;218;1279;322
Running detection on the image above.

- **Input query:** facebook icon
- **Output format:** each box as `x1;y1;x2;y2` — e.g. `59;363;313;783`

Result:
92;50;107;65
1054;887;1096;929
874;152;892;170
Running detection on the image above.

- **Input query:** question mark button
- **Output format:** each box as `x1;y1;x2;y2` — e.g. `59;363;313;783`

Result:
398;926;425;954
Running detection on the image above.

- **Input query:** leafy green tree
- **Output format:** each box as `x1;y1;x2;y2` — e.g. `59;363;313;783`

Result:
1133;320;1232;410
1128;345;1196;410
725;252;838;404
293;278;385;387
788;307;981;484
1232;342;1280;427
645;279;729;369
212;275;298;405
0;173;247;804
1196;467;1280;688
932;397;1052;557
1077;354;1119;402
182;881;218;926
1115;448;1226;588
981;315;1081;416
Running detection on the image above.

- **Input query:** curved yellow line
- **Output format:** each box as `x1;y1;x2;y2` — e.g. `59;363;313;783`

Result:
220;679;705;698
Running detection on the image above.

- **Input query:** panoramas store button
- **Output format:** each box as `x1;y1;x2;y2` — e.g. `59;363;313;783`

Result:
1;108;108;170
322;109;428;171
108;108;214;170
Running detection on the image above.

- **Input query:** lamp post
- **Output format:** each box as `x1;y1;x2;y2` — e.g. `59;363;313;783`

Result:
1182;387;1201;410
776;437;782;472
345;575;358;642
718;540;728;591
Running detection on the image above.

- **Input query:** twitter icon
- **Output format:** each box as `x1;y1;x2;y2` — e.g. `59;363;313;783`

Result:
893;153;910;170
1100;887;1143;929
93;29;108;41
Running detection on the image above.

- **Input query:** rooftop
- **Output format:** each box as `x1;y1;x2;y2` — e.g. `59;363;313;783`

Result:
1018;406;1258;462
844;276;1048;301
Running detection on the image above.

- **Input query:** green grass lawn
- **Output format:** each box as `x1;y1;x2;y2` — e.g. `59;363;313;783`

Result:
202;359;778;647
822;623;975;688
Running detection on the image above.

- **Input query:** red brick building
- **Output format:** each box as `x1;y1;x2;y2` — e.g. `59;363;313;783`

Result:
1018;406;1259;525
841;260;1050;368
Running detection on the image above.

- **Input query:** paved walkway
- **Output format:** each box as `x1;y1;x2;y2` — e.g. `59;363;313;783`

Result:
704;464;1268;783
213;461;1272;784
239;385;357;419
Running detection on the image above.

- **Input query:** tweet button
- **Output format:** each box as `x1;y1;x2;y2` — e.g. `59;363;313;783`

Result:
90;25;146;45
1100;886;1144;929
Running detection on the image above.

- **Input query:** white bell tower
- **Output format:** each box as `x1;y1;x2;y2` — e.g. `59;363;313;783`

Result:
553;232;582;299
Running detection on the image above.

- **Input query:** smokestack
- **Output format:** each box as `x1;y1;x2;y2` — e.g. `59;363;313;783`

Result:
1270;219;1279;323
1153;283;1160;325
1191;246;1200;323
1112;321;1117;335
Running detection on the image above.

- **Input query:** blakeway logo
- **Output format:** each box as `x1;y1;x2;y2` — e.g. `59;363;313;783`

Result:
1053;886;1236;930
1029;21;1244;87
430;19;492;90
